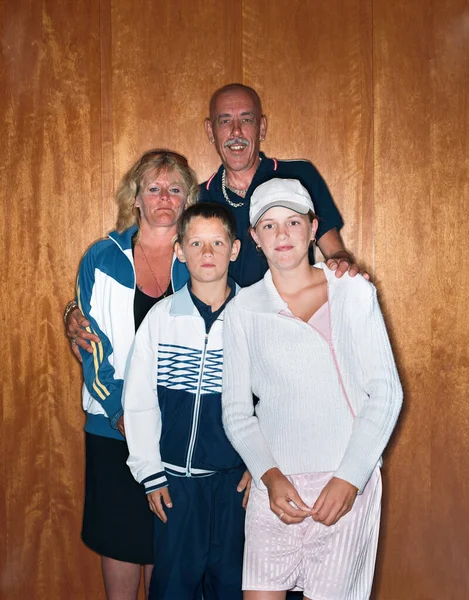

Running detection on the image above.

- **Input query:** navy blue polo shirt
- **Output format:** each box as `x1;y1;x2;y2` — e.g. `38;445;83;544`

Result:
199;153;343;287
188;278;236;334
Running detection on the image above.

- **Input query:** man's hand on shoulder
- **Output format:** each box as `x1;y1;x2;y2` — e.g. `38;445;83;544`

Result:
326;255;370;280
316;229;371;281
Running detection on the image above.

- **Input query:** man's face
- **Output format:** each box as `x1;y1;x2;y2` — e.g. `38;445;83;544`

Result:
205;89;267;174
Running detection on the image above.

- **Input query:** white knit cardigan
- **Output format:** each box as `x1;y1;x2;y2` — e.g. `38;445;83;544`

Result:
222;263;402;492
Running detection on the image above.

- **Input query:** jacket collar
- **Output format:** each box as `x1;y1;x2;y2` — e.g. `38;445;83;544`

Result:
108;225;138;251
170;280;240;317
208;152;277;190
242;262;332;314
108;225;189;292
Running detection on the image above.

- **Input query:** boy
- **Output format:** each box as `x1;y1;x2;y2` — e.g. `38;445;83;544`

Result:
122;202;248;600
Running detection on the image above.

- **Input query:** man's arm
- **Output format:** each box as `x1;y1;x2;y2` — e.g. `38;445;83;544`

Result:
297;161;369;280
317;228;370;280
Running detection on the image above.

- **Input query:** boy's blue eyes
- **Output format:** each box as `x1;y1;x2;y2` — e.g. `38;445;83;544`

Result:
191;241;224;247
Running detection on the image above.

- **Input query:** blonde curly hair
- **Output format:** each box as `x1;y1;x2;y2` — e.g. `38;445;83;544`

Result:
115;149;199;233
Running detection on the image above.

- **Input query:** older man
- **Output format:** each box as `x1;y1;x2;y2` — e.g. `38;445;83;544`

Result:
201;82;360;600
201;83;359;287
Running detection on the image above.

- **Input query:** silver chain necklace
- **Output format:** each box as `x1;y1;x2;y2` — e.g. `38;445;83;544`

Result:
221;169;245;208
138;241;171;298
221;157;262;208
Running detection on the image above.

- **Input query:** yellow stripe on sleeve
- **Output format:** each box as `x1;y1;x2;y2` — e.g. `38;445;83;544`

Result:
76;282;111;399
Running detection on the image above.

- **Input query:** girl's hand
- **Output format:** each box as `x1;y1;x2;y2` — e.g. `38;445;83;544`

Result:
311;477;358;526
262;468;311;524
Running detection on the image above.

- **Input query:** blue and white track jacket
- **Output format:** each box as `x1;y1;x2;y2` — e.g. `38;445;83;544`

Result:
123;284;244;493
76;225;190;440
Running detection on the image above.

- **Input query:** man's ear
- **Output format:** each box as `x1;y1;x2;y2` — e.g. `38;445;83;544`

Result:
174;241;186;263
204;118;215;144
259;115;268;142
230;239;241;262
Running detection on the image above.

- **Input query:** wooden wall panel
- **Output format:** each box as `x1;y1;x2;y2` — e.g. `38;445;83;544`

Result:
108;0;243;231
244;0;374;270
0;0;104;597
1;0;469;598
373;1;469;598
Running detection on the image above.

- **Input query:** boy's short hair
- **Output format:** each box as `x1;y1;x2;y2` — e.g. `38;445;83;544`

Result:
176;202;237;245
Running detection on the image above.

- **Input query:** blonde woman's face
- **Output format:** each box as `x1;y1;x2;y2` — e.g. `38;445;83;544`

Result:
135;168;187;229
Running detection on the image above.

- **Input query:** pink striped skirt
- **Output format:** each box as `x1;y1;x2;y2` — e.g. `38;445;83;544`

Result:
243;468;382;600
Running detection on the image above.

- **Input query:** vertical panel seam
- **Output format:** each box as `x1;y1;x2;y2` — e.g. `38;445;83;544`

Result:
99;0;113;237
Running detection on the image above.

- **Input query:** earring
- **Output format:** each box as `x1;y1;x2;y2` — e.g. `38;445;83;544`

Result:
255;244;262;252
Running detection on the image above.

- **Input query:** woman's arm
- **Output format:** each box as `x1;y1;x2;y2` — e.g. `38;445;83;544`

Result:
334;282;403;491
76;247;125;428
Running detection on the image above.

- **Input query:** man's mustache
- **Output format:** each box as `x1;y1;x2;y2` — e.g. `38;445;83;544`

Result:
224;138;250;148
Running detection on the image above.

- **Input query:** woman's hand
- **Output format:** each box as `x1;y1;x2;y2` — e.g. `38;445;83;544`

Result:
262;468;311;524
147;487;173;523
311;477;358;526
237;470;252;509
65;305;100;361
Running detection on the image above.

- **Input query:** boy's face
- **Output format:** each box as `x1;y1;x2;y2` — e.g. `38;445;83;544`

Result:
175;216;240;285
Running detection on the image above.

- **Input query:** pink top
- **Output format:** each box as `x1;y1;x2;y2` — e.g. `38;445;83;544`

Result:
279;301;355;419
308;301;331;341
279;301;331;342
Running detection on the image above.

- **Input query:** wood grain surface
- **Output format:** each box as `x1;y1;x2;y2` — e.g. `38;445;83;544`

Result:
373;1;469;598
1;1;468;598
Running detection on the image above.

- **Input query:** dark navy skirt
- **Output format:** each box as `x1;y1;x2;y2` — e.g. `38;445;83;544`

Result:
82;432;154;564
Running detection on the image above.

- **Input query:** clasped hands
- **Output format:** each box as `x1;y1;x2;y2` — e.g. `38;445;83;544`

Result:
261;467;358;527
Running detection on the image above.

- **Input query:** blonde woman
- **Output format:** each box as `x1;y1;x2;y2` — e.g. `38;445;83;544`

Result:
75;150;197;599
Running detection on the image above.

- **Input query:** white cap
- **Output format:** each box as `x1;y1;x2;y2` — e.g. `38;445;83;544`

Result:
249;178;315;227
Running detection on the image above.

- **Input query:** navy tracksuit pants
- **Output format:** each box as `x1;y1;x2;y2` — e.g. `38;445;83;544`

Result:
149;467;245;600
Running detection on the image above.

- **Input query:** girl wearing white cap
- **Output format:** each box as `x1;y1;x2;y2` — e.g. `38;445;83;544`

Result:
222;178;402;600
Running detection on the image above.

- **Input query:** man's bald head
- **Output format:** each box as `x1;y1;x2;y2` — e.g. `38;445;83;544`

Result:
208;83;263;122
